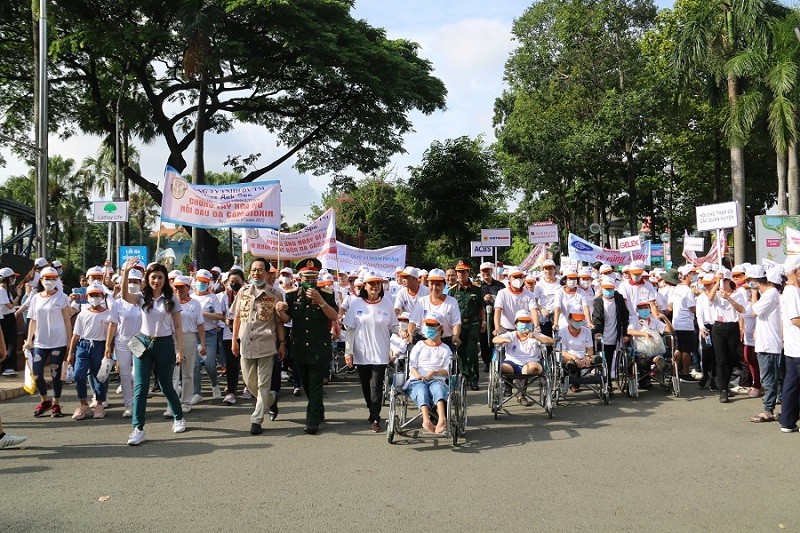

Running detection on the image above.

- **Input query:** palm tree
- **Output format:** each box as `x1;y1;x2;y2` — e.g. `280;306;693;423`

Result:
673;0;786;263
129;188;159;243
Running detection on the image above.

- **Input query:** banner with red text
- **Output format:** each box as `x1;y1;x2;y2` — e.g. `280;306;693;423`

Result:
568;233;652;266
244;208;337;262
324;242;407;278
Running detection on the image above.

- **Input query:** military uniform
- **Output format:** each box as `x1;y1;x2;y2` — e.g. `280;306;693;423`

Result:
283;259;338;431
450;259;484;388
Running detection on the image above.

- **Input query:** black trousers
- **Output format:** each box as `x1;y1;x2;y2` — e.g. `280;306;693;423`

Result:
357;364;386;423
1;313;17;371
712;321;740;391
701;323;716;380
223;339;241;394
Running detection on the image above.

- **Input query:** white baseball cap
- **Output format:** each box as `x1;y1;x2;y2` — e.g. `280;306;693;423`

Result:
0;267;14;278
542;259;556;268
128;269;143;281
514;310;533;322
767;266;784;285
34;257;49;268
400;266;419;279
426;268;446;281
479;262;494;271
195;269;213;282
745;265;765;280
784;255;800;274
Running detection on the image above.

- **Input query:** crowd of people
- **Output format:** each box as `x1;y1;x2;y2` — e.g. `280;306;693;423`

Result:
2;251;800;449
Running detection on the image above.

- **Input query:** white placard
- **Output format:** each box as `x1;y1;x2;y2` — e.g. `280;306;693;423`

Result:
470;241;493;257
481;228;511;247
618;235;641;253
696;201;739;231
683;236;705;252
528;223;559;244
92;201;129;222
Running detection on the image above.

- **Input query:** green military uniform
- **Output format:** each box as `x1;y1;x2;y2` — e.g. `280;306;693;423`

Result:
284;259;338;431
450;259;483;388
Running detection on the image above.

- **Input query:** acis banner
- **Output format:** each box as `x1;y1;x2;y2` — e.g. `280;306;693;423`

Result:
568;233;651;266
325;242;407;278
244;208;337;262
161;166;281;229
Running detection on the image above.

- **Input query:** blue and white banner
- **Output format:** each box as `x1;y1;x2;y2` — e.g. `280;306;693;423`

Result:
568;233;651;266
325;242;407;278
161;166;281;229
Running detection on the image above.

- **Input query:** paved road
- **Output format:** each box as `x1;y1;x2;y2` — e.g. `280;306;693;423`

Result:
1;375;798;532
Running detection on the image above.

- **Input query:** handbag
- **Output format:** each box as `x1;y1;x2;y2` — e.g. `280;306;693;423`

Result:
127;313;163;358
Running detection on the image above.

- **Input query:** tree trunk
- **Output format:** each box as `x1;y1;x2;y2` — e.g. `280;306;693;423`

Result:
714;132;722;203
190;70;220;266
789;140;799;216
728;74;745;265
777;150;788;214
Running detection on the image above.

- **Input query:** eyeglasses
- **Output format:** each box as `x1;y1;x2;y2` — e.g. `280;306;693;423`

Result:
250;268;266;274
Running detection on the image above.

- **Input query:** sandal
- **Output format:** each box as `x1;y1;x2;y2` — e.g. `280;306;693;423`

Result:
569;384;580;393
750;412;775;423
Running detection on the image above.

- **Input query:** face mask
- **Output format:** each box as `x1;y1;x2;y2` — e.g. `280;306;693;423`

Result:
510;278;524;289
196;282;209;292
516;322;533;333
423;325;439;339
602;288;615;299
631;274;643;283
748;281;758;289
566;279;577;289
88;296;103;307
568;319;584;329
42;280;56;291
637;308;651;319
230;282;243;292
252;278;267;287
579;279;591;289
128;283;141;294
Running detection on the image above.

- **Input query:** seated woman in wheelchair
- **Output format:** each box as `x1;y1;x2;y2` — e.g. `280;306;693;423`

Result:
405;311;453;434
492;310;553;405
626;301;674;387
558;311;602;391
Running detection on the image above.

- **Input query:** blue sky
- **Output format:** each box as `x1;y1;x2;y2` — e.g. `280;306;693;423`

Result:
1;0;676;227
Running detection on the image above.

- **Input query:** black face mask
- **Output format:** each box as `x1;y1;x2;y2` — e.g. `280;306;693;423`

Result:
230;282;242;292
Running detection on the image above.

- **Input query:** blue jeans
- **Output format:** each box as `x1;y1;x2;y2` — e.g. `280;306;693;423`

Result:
73;339;107;402
32;347;65;399
780;356;800;429
132;336;182;430
757;352;781;414
193;329;218;395
407;379;448;409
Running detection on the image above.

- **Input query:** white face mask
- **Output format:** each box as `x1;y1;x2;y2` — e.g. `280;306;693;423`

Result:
566;279;577;289
510;278;524;289
42;279;56;291
128;283;141;294
88;296;103;307
579;279;591;289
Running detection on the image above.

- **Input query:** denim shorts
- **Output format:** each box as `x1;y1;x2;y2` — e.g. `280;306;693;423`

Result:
407;379;448;408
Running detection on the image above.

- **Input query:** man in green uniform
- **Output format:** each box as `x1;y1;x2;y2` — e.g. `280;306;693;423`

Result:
449;259;485;390
275;258;339;434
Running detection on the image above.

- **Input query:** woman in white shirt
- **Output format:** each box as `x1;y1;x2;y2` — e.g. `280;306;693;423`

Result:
0;267;19;376
344;271;400;433
66;283;112;420
119;259;186;446
493;310;553;405
171;276;206;416
405;312;452;434
695;274;719;390
23;267;72;418
105;269;144;418
709;274;746;403
557;310;599;392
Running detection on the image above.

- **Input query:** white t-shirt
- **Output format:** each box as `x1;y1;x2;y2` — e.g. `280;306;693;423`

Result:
695;292;716;327
601;297;618;345
618;280;657;317
73;308;112;341
406;340;452;385
27;291;70;349
537;279;561;313
752;287;782;354
713;291;745;323
108;298;143;339
178;298;205;334
557;325;593;359
0;286;14;316
498;331;542;365
781;284;800;357
138;294;182;337
627;315;667;335
553;288;590;328
669;284;696;331
394;285;430;315
192;292;226;332
343;297;398;365
493;288;536;330
409;295;462;337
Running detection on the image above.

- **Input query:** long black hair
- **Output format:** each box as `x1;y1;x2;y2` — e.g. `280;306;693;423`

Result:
142;263;175;313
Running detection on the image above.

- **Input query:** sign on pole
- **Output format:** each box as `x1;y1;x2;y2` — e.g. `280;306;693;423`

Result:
683;236;705;253
92;201;129;223
470;241;493;258
480;228;511;247
528;223;559;244
118;245;148;267
696;201;739;231
618;235;642;253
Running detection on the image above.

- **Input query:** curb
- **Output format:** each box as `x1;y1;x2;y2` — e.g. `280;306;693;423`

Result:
0;385;27;402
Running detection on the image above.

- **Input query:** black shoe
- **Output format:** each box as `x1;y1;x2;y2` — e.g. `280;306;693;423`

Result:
709;381;719;392
503;385;512;397
303;424;318;435
269;402;278;421
250;423;263;435
719;389;730;403
483;363;490;373
470;381;479;391
292;387;301;397
698;375;708;389
679;373;698;382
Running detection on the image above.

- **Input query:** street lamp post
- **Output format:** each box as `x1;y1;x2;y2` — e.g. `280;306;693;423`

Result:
35;0;48;259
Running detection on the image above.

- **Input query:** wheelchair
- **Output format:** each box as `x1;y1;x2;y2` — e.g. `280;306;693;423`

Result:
615;333;679;398
329;341;348;380
386;349;467;446
487;344;554;419
551;336;610;405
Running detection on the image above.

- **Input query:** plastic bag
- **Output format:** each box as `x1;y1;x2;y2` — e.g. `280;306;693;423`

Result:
95;357;115;383
23;349;37;395
633;328;666;358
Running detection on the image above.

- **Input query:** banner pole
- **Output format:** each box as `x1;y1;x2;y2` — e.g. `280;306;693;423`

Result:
277;230;281;269
155;211;163;265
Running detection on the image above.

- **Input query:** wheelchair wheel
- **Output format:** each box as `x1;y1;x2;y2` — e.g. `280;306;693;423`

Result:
616;349;630;397
382;365;394;406
630;361;639;398
544;367;554;419
387;387;397;444
458;377;468;435
600;358;610;405
489;357;501;420
672;360;681;397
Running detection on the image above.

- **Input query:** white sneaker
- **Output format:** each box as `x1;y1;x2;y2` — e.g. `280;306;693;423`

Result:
163;407;174;418
190;394;203;405
127;428;145;446
690;369;703;380
181;404;191;413
212;386;222;400
172;418;186;433
122;408;132;418
116;385;123;394
223;393;236;405
0;433;27;448
281;371;290;381
2;368;17;377
242;388;252;400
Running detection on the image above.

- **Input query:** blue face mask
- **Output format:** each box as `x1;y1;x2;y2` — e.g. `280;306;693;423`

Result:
602;288;614;299
196;282;209;292
423;325;439;339
637;308;651;319
516;322;533;333
252;279;267;287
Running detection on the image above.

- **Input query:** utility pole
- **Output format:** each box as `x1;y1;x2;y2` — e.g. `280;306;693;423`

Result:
34;0;49;259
